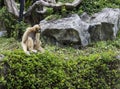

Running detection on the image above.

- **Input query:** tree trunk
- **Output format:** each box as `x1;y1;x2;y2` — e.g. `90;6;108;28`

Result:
4;0;19;18
18;0;25;21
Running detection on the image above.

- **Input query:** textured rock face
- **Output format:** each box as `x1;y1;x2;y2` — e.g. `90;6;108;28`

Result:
40;14;90;47
0;31;7;37
40;8;120;47
0;21;6;37
89;8;120;41
89;22;114;41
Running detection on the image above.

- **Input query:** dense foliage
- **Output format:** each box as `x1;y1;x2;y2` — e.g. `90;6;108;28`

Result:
68;0;120;14
0;7;29;38
50;0;120;15
0;50;119;89
45;0;120;20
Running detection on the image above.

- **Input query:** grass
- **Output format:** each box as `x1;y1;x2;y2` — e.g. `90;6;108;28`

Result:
0;35;120;59
0;37;21;51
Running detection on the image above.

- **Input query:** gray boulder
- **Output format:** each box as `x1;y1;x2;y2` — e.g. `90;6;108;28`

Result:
0;31;7;37
40;14;90;47
89;8;120;42
40;8;120;47
80;12;90;22
0;21;6;37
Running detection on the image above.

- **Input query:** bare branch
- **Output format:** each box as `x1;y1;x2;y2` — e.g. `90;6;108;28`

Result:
4;0;19;18
65;0;83;7
36;7;47;14
25;0;83;15
4;0;83;24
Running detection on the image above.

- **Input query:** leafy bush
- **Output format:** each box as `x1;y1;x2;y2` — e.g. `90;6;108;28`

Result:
45;0;120;20
77;0;120;15
0;50;119;89
0;7;29;38
57;0;120;15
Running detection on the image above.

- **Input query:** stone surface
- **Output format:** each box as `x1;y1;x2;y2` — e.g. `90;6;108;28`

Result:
0;31;7;37
89;8;120;42
80;12;90;22
0;54;5;61
0;21;6;37
40;14;90;47
40;8;120;47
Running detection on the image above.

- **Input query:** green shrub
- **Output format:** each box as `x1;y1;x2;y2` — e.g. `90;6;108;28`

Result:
46;0;120;19
0;7;29;38
77;0;120;15
0;50;119;89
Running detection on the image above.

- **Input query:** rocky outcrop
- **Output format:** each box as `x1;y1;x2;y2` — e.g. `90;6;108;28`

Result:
40;8;120;47
0;31;7;37
88;8;120;42
40;14;90;47
0;21;6;37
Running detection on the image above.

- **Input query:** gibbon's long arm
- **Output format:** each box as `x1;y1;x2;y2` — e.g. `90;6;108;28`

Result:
22;27;32;43
21;27;33;55
21;42;30;55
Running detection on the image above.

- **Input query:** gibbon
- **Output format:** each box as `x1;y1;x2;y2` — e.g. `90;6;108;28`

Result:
21;24;45;55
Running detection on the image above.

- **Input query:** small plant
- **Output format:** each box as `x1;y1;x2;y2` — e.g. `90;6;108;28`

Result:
45;14;61;21
12;21;30;39
46;7;54;15
61;6;67;16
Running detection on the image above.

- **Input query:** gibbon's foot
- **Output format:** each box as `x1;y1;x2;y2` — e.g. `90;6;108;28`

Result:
26;51;30;55
38;47;45;53
32;49;37;53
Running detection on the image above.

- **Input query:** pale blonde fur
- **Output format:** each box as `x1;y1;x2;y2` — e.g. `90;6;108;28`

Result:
21;24;45;55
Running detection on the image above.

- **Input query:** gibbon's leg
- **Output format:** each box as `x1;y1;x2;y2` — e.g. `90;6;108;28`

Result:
34;33;45;53
35;40;45;53
21;41;30;55
27;37;37;53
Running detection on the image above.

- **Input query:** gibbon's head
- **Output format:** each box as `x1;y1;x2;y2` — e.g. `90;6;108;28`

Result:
33;24;41;33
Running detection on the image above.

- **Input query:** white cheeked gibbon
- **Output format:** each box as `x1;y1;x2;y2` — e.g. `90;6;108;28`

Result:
21;24;45;55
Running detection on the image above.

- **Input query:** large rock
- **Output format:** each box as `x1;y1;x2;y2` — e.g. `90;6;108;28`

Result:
40;14;90;47
0;31;7;37
80;12;90;22
40;8;120;47
89;8;120;42
0;21;6;37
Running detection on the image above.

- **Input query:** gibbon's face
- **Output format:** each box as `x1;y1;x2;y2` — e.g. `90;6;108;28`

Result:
33;25;41;33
